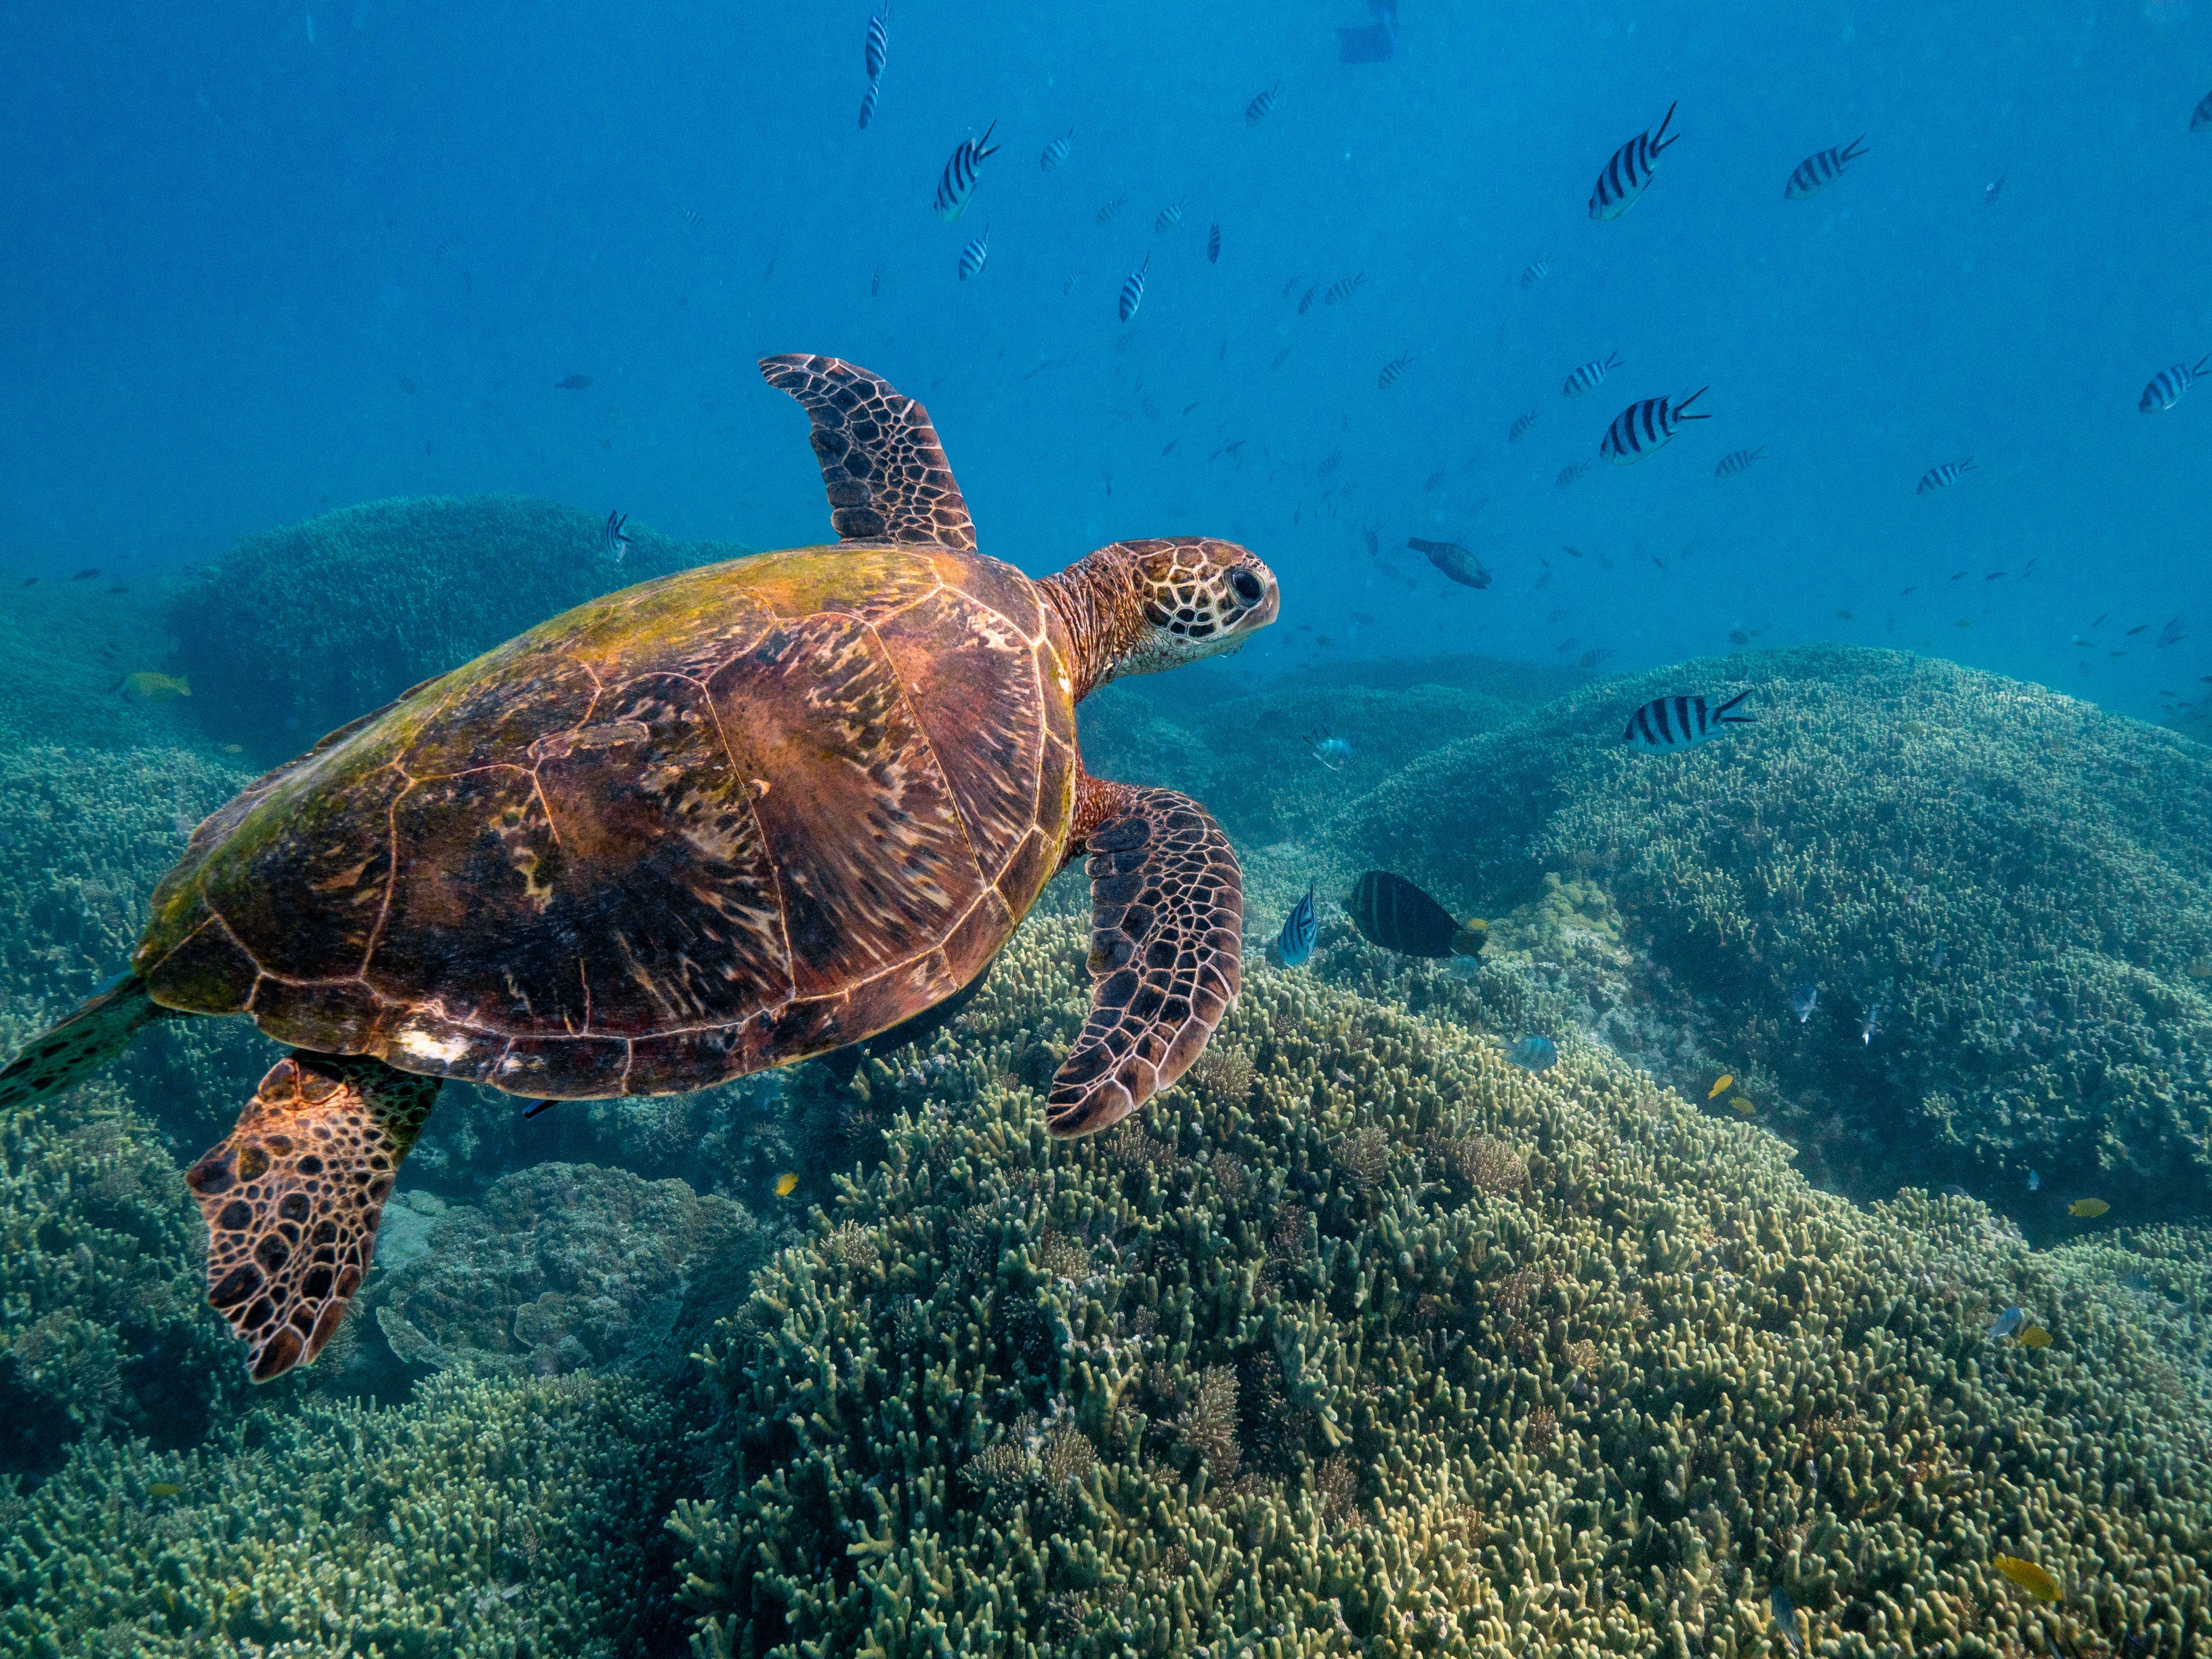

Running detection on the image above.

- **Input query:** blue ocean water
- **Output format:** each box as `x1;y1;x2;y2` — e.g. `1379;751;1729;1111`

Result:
4;1;2206;721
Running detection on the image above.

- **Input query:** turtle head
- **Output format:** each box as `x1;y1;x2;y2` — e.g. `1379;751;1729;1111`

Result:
1049;537;1279;696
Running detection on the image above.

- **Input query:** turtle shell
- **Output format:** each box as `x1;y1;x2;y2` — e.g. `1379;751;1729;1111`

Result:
133;543;1080;1097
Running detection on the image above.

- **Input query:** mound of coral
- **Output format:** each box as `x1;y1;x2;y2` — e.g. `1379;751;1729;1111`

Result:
1316;646;2212;1217
672;908;2212;1659
163;495;748;757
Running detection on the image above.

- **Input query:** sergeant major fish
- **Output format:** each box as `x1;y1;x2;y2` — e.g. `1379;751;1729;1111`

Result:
1245;81;1282;125
934;121;999;221
864;3;889;82
1785;135;1868;199
600;509;629;565
2140;355;2211;413
1601;389;1710;463
957;226;989;280
1590;101;1681;221
1508;409;1539;442
1714;445;1766;478
1563;350;1621;397
1917;458;1975;494
1039;129;1073;170
1622;690;1752;751
1119;254;1149;321
1277;884;1318;967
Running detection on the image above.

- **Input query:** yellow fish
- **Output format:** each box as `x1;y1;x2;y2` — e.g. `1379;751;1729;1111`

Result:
148;1482;182;1498
1729;1095;1756;1117
1992;1555;2060;1602
123;671;190;702
2018;1324;2053;1349
774;1172;799;1197
1708;1074;1734;1098
2067;1198;2110;1219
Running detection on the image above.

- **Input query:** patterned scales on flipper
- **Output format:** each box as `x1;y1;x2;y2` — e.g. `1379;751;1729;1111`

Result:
0;973;171;1111
186;1053;440;1381
758;353;979;549
1047;782;1243;1137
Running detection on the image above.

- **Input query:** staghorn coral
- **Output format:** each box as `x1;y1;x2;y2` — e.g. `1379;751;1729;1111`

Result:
1;1372;691;1657
670;906;2212;1659
163;495;748;758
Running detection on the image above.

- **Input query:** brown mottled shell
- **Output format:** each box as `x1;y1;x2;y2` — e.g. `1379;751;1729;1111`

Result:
134;543;1080;1097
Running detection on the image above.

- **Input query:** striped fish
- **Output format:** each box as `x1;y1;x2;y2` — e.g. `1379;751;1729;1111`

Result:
1600;388;1709;464
1917;458;1975;494
1095;194;1125;225
1714;445;1765;478
933;121;999;222
864;4;889;81
1276;884;1318;968
1621;690;1752;752
1556;460;1591;488
600;509;629;565
1785;135;1867;200
1040;129;1073;170
1507;409;1539;443
1349;871;1485;959
1563;350;1620;397
1119;254;1149;322
957;226;988;280
1520;255;1558;289
1246;81;1282;126
676;205;703;230
1155;198;1186;233
2194;89;2212;133
1377;353;1415;390
1297;284;1318;314
1207;221;1220;264
858;79;879;129
1325;272;1364;304
1589;102;1679;221
2140;355;2211;413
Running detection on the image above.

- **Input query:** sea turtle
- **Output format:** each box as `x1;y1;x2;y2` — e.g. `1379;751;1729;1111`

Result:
0;354;1278;1381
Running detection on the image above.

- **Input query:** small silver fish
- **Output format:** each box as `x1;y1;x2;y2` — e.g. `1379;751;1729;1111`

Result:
1861;1004;1882;1045
1988;1305;2025;1339
2028;1169;2041;1192
1791;983;1818;1023
1930;941;1947;970
1311;736;1352;770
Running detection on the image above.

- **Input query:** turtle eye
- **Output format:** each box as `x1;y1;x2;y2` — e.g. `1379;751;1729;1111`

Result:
1229;568;1264;606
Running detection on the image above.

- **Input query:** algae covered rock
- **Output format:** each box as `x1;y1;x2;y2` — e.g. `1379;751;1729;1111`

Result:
164;495;750;756
1337;646;2212;1213
671;909;2212;1659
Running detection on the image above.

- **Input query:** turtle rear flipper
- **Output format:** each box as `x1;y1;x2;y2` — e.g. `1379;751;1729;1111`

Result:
1047;778;1243;1138
0;973;173;1111
186;1053;441;1383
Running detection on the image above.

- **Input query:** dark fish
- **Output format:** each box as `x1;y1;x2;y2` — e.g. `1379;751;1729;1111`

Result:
1207;221;1221;263
1917;458;1974;494
1785;135;1867;200
1154;198;1186;234
1096;194;1125;225
1578;648;1613;670
1556;461;1591;488
1277;884;1318;967
2194;89;2212;133
1040;129;1073;170
1622;690;1751;751
1791;984;1818;1023
1348;870;1486;959
1507;409;1539;442
18;576;35;587
1183;400;1201;414
1119;254;1148;322
554;374;592;390
957;226;989;280
871;268;883;297
1590;102;1680;221
858;80;880;128
1407;537;1489;589
1324;272;1364;304
70;567;99;581
1601;389;1709;464
1362;525;1379;556
1715;445;1766;478
397;375;417;394
1985;171;2007;205
2157;616;2186;648
600;509;629;564
1297;284;1318;314
1520;255;1558;289
1161;440;1177;456
1377;353;1416;390
2140;355;2210;413
864;3;889;82
1423;470;1445;491
934;121;999;222
1728;628;1749;645
522;1098;560;1120
1245;81;1282;126
2127;623;2148;636
1506;1035;1558;1071
1563;350;1620;397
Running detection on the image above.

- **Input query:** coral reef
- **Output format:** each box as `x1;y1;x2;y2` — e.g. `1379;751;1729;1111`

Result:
2;1372;692;1657
1333;646;2212;1213
163;495;749;757
671;909;2212;1659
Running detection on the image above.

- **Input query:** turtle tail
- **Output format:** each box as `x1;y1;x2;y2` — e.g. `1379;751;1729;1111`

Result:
0;973;173;1112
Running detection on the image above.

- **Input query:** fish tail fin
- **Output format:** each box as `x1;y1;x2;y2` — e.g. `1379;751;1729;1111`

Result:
1675;386;1711;418
0;973;172;1111
1653;100;1679;147
1714;689;1754;722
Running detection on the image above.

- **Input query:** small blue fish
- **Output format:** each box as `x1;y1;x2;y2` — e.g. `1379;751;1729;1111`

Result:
2028;1169;2041;1192
600;509;629;565
1791;984;1818;1023
1312;735;1352;770
1861;1004;1883;1045
1770;1584;1800;1653
1278;885;1318;967
1988;1305;2025;1340
1930;942;1948;971
1506;1035;1558;1072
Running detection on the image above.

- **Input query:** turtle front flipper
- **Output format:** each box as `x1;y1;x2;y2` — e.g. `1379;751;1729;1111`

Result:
186;1052;441;1383
1047;777;1243;1138
758;353;978;549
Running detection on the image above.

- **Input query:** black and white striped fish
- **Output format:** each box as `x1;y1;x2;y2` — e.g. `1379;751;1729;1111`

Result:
1095;194;1125;226
676;205;703;230
1600;388;1709;464
600;509;629;565
1246;81;1282;126
1154;198;1186;234
1297;284;1318;314
933;121;999;222
1622;690;1752;752
2140;355;2211;413
1207;221;1221;264
1325;272;1364;304
1040;129;1072;170
1507;409;1539;442
1917;458;1974;494
1714;445;1765;478
864;4;889;82
1562;350;1620;397
1589;102;1679;221
1276;883;1318;968
1119;254;1149;322
1520;255;1558;289
957;226;988;280
1377;353;1415;390
1556;460;1591;488
2193;89;2212;133
858;80;879;129
1785;135;1866;200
